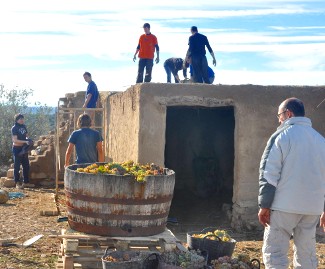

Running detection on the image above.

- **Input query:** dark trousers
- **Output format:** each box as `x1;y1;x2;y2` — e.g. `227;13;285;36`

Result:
191;55;210;84
136;58;154;83
12;146;30;183
163;63;179;83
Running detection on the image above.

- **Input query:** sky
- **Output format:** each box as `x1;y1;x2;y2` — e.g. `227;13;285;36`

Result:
0;0;324;106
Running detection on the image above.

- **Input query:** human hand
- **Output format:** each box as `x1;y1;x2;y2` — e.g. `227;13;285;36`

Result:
212;59;216;66
258;208;270;227
320;212;325;232
26;140;30;145
155;57;159;64
133;55;136;62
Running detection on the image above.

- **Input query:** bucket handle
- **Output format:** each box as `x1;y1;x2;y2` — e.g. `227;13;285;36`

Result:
202;234;222;241
103;246;116;257
250;258;261;269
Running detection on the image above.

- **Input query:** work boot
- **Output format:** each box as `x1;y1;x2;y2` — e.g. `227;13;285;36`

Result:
22;183;35;188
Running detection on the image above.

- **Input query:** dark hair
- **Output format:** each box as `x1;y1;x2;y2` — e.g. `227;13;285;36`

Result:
83;72;91;77
15;113;24;122
143;23;150;28
78;114;92;128
191;26;198;32
283;97;305;117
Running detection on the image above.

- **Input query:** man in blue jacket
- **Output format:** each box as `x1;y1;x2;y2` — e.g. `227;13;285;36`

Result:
184;26;216;84
258;97;325;269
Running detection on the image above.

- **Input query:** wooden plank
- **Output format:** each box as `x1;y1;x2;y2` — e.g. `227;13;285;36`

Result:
56;258;101;269
55;228;181;269
64;239;79;252
39;193;59;216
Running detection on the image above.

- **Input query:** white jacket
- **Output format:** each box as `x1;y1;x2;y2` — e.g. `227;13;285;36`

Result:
261;117;325;215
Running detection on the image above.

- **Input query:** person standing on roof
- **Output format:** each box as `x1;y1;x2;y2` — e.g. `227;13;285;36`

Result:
133;23;160;83
184;26;216;84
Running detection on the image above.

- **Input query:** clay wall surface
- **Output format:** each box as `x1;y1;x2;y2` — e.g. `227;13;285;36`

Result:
105;86;141;163
105;83;325;229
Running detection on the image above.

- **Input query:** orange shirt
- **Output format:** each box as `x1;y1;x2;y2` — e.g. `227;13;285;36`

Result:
138;33;158;59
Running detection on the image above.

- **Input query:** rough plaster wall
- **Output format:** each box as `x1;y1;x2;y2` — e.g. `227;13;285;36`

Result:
136;83;325;229
106;83;325;229
106;86;141;163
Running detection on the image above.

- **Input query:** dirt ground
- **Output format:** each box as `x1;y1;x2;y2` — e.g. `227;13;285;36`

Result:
0;187;324;269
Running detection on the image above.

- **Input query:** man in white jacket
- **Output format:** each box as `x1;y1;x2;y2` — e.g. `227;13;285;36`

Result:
258;97;325;269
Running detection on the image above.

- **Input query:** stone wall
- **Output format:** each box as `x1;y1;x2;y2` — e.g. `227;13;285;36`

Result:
5;132;56;187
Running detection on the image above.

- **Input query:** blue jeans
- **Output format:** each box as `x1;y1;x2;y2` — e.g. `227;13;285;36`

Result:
136;59;154;83
12;146;30;183
164;63;179;83
191;55;210;84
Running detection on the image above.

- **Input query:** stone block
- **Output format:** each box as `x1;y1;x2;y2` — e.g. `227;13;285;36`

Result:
7;169;14;179
0;177;6;186
1;178;16;188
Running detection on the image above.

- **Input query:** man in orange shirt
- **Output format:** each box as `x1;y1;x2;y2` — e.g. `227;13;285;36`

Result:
133;23;159;83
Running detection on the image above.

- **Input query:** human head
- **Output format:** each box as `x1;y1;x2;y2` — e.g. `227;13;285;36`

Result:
191;26;198;34
77;113;92;128
83;72;92;83
277;97;305;124
143;23;150;34
15;113;24;123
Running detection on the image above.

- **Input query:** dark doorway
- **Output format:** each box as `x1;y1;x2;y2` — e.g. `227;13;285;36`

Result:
165;106;235;234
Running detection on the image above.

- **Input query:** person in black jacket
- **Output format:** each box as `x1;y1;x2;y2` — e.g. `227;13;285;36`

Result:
184;26;216;84
163;58;188;83
11;114;33;189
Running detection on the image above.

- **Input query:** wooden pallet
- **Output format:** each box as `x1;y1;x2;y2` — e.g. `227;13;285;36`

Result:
55;228;184;269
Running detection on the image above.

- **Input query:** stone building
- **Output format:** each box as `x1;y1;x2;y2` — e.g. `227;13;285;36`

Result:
104;83;325;230
4;83;324;230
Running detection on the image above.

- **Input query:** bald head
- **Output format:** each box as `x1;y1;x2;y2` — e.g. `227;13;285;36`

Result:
279;97;305;117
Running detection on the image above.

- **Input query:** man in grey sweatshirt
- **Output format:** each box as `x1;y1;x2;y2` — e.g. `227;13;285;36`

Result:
258;97;325;269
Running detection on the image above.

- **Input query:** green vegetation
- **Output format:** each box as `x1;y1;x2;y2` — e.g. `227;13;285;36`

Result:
0;85;56;164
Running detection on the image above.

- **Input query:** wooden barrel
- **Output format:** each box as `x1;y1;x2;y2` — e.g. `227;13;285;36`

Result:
64;164;175;237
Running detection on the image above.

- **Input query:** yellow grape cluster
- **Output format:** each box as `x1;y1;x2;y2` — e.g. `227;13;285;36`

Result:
192;229;231;242
75;161;164;182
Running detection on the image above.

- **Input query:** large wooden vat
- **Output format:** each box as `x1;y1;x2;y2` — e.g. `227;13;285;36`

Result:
64;164;175;236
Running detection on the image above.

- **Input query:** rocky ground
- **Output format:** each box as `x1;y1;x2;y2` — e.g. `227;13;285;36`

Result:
0;186;324;269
